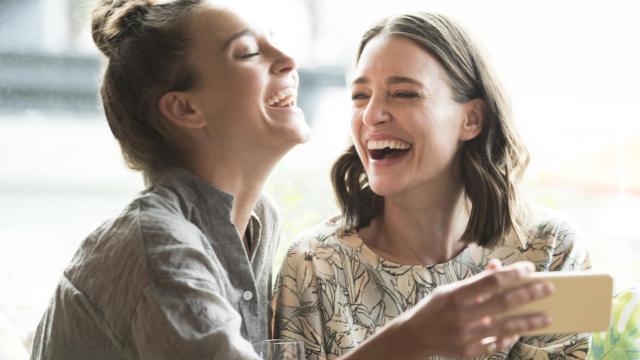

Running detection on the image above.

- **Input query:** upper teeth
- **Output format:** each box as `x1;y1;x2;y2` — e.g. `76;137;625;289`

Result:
367;140;411;150
266;88;296;106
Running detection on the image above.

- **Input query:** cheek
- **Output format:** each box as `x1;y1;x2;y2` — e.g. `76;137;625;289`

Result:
419;121;463;166
350;110;370;164
350;110;367;152
233;74;264;105
350;109;361;137
213;67;265;106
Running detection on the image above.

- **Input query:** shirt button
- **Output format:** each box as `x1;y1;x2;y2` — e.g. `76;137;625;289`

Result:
242;290;254;301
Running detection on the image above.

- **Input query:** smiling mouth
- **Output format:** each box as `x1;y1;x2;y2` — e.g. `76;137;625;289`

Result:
266;88;297;108
367;139;412;160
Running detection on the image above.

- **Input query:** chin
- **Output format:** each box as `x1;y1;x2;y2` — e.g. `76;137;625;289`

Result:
288;122;311;144
367;177;404;198
270;110;311;145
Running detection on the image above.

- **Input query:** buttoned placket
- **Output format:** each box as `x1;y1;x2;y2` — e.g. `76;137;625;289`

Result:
167;168;268;344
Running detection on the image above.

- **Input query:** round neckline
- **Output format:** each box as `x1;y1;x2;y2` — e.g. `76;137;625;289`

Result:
339;230;473;270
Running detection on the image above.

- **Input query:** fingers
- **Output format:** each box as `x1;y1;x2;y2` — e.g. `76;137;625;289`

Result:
458;336;503;358
498;312;552;335
466;280;554;319
474;335;519;355
462;312;552;345
456;261;535;305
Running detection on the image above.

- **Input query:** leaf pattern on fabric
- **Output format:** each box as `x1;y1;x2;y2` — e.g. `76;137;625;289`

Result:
274;207;593;360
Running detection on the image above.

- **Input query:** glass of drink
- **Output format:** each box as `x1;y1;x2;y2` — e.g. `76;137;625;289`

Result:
255;339;305;360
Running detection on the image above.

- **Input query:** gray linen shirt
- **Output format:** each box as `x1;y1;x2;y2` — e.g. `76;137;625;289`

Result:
31;167;280;359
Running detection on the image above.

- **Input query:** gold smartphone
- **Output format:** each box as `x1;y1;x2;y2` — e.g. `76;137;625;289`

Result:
501;272;613;335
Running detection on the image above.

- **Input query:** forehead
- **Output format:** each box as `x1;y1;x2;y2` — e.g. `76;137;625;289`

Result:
188;6;248;46
353;35;446;85
188;3;269;48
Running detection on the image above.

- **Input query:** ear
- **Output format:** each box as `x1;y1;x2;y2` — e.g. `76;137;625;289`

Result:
158;91;206;129
459;98;485;141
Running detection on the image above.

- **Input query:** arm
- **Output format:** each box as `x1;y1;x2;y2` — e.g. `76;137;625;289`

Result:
342;262;555;360
277;252;555;360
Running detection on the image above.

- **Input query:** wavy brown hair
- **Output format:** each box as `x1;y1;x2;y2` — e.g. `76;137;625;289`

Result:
332;12;530;248
91;0;205;179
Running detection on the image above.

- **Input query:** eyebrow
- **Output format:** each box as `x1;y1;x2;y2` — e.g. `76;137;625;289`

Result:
221;29;254;50
352;76;425;87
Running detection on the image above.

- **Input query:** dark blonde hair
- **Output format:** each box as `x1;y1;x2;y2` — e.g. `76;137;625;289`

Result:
92;0;205;178
332;12;530;248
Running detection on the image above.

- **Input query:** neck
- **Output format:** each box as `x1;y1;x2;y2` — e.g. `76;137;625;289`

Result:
183;144;287;238
361;171;470;266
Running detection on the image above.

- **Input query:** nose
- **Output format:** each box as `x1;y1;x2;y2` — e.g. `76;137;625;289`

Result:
269;45;297;76
362;96;391;127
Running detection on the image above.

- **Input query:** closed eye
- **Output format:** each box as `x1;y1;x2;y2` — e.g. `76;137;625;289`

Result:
393;91;420;98
351;92;369;100
238;51;260;59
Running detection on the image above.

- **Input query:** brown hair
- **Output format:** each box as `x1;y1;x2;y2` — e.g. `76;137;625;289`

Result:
91;0;204;178
332;12;530;248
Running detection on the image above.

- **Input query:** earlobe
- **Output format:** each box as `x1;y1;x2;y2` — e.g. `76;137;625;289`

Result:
158;92;206;129
460;99;485;141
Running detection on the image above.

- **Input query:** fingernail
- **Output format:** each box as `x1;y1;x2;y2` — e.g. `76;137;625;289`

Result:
543;282;555;294
527;263;535;272
520;265;533;276
543;315;552;325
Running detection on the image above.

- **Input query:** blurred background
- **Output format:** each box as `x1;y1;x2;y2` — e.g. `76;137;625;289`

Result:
1;0;639;348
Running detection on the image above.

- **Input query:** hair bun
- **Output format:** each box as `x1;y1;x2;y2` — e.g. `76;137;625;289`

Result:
92;0;154;58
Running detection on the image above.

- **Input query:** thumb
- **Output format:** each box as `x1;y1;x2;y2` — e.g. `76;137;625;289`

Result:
486;258;502;270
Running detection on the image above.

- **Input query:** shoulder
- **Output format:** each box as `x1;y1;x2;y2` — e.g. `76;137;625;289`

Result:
525;205;585;242
524;205;590;271
132;191;205;248
290;215;343;252
62;190;206;301
490;205;590;271
522;205;587;254
67;189;197;266
117;191;221;283
280;215;346;269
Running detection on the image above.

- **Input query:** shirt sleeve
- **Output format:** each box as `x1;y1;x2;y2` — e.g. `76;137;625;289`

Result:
128;234;261;360
510;216;593;359
273;240;327;360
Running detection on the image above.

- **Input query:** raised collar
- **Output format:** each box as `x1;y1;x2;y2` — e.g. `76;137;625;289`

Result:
152;166;236;222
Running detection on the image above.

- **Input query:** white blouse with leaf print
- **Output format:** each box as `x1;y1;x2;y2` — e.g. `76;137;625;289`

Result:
273;206;592;360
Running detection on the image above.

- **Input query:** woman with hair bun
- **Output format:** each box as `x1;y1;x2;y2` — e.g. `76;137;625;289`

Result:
274;11;591;360
31;0;309;358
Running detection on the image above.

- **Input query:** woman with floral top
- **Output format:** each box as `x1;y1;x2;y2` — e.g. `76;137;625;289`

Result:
274;11;591;360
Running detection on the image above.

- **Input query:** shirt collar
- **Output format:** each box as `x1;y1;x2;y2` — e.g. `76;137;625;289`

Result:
152;166;235;222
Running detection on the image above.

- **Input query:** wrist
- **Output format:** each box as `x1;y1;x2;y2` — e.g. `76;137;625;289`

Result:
340;315;412;360
392;310;425;359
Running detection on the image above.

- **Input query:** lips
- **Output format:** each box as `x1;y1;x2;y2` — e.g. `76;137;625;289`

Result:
266;87;297;108
366;138;412;161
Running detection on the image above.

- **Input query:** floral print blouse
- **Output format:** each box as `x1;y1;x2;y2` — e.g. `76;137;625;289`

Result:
274;207;592;359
